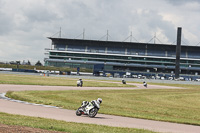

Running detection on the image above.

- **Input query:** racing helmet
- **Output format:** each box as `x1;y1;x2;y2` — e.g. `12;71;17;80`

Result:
97;98;102;104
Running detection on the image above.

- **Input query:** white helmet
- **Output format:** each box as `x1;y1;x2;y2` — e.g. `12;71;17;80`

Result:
97;98;102;104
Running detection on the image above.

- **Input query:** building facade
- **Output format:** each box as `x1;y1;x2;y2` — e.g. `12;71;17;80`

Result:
44;37;200;80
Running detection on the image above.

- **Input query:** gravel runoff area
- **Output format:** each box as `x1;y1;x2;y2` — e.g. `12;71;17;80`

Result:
0;83;200;133
0;123;65;133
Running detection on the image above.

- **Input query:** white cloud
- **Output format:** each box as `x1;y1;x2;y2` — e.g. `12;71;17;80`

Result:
0;0;200;63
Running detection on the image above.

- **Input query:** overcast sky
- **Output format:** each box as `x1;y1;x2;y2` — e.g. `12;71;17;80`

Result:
0;0;200;64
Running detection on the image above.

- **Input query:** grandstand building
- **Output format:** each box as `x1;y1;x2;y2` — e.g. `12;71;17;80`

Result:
44;37;200;80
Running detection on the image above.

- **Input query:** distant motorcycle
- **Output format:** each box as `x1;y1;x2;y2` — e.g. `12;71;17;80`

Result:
143;81;147;88
76;101;99;118
122;79;126;84
77;79;83;87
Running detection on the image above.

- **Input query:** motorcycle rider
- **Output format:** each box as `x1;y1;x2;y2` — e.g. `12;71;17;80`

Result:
92;98;102;109
81;98;102;112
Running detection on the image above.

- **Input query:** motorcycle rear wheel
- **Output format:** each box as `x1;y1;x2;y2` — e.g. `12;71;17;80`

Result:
76;108;82;116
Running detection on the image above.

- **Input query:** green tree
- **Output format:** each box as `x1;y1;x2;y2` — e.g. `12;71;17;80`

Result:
35;60;42;66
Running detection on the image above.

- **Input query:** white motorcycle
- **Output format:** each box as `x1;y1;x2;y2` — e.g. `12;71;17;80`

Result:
76;101;99;118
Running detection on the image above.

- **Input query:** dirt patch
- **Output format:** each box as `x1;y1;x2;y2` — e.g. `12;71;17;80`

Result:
0;123;66;133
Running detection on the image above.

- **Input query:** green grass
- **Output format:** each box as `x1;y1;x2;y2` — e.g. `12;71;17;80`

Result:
2;73;200;130
6;85;200;126
0;112;155;133
0;74;134;87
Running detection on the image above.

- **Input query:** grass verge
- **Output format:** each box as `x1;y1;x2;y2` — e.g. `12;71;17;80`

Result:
0;112;155;133
2;73;200;126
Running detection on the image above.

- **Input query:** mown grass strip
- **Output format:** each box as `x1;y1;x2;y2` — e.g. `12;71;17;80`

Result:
6;87;200;126
0;74;134;87
0;112;156;133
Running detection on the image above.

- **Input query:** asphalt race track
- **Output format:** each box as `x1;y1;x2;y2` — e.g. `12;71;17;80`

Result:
0;84;200;133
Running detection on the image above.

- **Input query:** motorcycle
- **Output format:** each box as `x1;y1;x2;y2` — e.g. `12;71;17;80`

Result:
76;101;99;118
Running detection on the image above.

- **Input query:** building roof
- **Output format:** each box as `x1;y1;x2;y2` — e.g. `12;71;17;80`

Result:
48;37;200;51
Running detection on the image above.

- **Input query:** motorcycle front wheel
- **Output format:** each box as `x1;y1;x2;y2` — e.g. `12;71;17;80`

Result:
88;108;98;118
